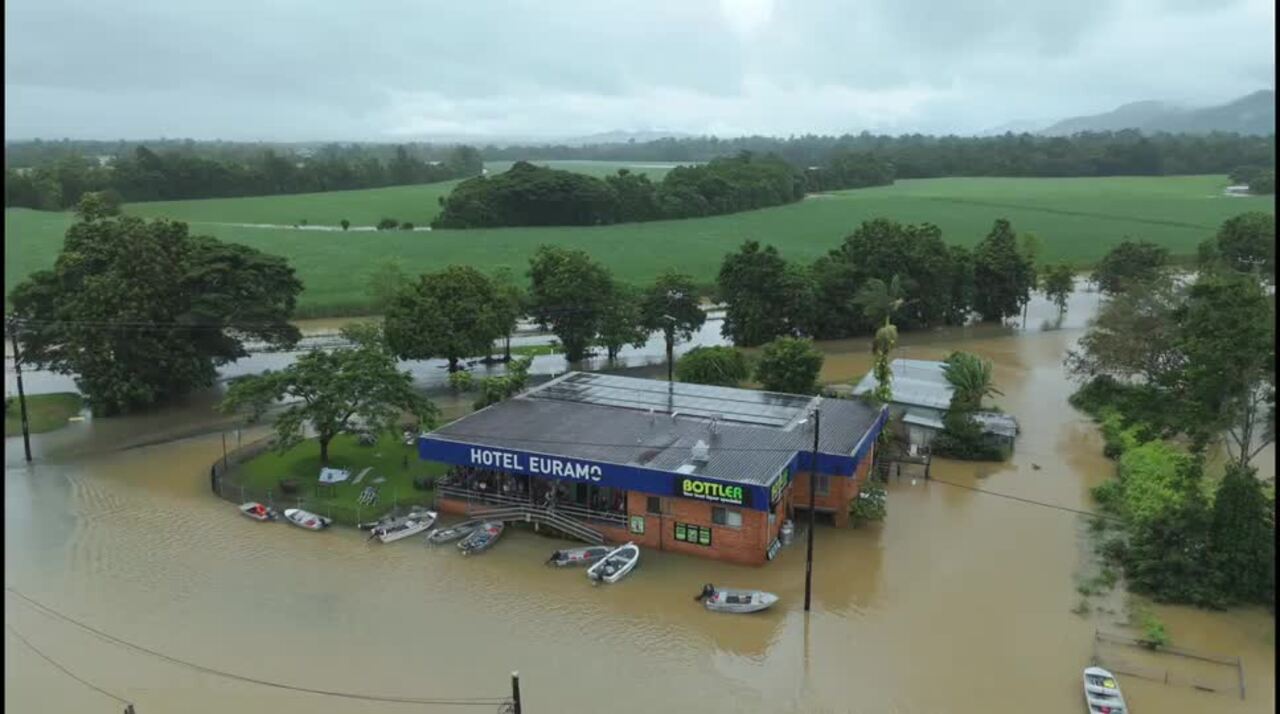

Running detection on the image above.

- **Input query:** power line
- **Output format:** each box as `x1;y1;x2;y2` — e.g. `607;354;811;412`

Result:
925;475;1121;524
5;588;509;708
5;622;132;707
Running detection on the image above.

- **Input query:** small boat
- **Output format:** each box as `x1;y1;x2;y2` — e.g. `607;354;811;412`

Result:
458;521;504;555
1083;666;1128;714
546;546;611;567
425;520;481;545
587;543;639;584
695;584;779;614
359;507;434;531
239;502;278;522
283;508;331;531
372;512;438;544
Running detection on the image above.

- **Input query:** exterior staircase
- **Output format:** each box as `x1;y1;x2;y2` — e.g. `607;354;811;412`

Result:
466;504;605;545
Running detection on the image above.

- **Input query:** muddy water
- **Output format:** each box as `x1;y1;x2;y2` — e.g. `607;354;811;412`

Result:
6;290;1275;713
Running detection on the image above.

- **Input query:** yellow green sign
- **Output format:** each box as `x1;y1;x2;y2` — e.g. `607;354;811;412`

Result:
680;478;745;505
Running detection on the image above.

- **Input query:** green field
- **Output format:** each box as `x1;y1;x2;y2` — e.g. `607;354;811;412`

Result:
4;392;83;436
6;174;1270;317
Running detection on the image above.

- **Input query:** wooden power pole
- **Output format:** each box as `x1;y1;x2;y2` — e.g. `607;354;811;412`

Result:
804;406;820;612
8;317;32;462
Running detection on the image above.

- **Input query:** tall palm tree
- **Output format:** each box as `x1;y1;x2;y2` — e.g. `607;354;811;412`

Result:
943;352;1002;411
854;274;911;327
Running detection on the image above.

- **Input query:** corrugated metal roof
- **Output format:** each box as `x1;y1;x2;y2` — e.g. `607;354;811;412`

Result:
973;411;1019;438
851;359;953;410
428;372;883;486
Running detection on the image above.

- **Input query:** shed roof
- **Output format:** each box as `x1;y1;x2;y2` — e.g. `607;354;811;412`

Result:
851;359;954;410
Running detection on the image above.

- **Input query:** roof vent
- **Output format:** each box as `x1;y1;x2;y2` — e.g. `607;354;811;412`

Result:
690;439;710;464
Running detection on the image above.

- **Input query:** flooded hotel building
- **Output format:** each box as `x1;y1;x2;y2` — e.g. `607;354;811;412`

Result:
419;372;887;565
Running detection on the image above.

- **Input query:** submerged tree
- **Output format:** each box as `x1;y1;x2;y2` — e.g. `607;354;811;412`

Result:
943;351;1002;412
676;346;750;387
1091;240;1168;296
597;282;649;361
384;265;505;372
754;336;824;395
219;324;436;465
973;219;1035;322
640;271;706;380
9;210;302;416
1042;264;1076;315
527;245;614;361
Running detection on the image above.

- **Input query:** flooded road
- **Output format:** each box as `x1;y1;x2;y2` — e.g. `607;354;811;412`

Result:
5;288;1274;713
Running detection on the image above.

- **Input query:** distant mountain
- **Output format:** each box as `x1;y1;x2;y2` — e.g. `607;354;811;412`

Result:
975;118;1050;136
1039;90;1274;136
559;130;695;146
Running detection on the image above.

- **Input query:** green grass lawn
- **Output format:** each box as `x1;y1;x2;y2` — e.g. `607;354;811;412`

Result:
231;433;448;525
7;174;1270;317
4;392;83;436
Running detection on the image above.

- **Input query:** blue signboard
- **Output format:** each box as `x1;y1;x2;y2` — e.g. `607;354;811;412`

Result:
419;438;774;511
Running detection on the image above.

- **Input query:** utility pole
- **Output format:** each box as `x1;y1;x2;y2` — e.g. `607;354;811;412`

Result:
8;317;32;462
510;671;522;714
804;406;820;612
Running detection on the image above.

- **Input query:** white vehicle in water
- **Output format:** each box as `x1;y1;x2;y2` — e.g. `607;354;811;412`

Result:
587;543;639;584
371;511;437;543
695;584;779;614
1082;666;1127;714
283;508;331;531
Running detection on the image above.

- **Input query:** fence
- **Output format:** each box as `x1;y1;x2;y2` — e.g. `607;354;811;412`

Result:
1092;628;1246;700
437;485;627;527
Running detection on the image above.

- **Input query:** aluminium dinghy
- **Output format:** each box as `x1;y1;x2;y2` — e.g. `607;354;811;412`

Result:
425;520;481;545
283;508;331;531
586;542;639;584
1082;666;1127;714
546;545;611;567
372;511;438;544
458;521;505;555
695;584;779;614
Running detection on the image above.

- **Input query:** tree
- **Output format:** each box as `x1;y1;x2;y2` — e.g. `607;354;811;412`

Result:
972;219;1035;322
377;217;399;230
364;260;411;314
490;267;526;361
1017;232;1042;326
717;241;808;346
527;245;613;362
1065;275;1185;386
829;219;955;330
1198;212;1275;281
754;337;824;394
853;274;910;327
943;352;1002;411
73;191;121;221
1209;464;1275;604
1168;272;1275;464
1092;240;1168;295
9;214;301;416
219;324;435;465
473;357;533;410
383;265;505;372
340;218;350;231
597;282;648;361
639;271;706;380
1248;169;1274;195
676;346;750;387
1042;265;1075;314
869;323;898;405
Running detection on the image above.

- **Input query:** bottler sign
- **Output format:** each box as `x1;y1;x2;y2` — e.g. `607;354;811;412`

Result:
680;477;747;506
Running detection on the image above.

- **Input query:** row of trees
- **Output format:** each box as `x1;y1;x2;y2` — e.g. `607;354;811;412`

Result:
1066;211;1275;608
5;144;484;210
432;153;811;228
716;218;1039;347
478;131;1274;179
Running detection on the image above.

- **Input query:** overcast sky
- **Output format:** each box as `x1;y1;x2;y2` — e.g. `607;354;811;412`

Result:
4;0;1274;141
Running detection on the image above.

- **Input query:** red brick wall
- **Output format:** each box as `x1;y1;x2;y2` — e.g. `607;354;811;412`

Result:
792;444;875;528
623;490;772;566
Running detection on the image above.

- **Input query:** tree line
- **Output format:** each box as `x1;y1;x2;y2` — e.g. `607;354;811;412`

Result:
478;131;1274;178
4;144;483;210
432;152;832;228
1065;211;1274;609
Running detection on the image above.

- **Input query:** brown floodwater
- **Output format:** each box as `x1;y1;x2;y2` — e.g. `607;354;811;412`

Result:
5;290;1274;713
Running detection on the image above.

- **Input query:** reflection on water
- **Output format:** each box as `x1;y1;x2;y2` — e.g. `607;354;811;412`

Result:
5;287;1275;714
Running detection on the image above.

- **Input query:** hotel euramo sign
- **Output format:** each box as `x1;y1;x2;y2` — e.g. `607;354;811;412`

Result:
419;438;774;511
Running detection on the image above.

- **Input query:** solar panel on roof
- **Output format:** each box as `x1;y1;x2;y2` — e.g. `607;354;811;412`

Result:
533;372;813;427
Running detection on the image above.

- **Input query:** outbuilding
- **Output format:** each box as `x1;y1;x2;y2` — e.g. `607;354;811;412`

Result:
419;371;887;565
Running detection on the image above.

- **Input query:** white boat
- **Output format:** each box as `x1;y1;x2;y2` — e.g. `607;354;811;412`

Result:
586;543;639;584
425;520;481;545
283;508;331;531
696;584;779;614
546;546;611;567
458;521;504;555
372;511;438;543
239;502;278;522
1083;666;1128;714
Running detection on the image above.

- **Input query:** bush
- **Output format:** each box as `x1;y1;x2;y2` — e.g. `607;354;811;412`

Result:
448;370;474;392
754;337;823;394
377;217;399;231
340;219;351;231
850;480;887;526
676;346;750;387
400;222;415;230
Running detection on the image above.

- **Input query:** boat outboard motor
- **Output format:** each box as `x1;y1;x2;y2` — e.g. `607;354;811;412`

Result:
546;550;562;565
696;583;716;601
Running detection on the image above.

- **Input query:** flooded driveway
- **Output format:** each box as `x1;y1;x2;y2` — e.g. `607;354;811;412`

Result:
5;288;1274;713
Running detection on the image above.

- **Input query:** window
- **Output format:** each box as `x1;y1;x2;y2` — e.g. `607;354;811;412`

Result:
646;496;662;515
711;507;742;528
674;522;712;546
815;475;830;496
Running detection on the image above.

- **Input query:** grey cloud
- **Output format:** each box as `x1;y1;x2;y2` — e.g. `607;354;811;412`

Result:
4;0;1273;140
